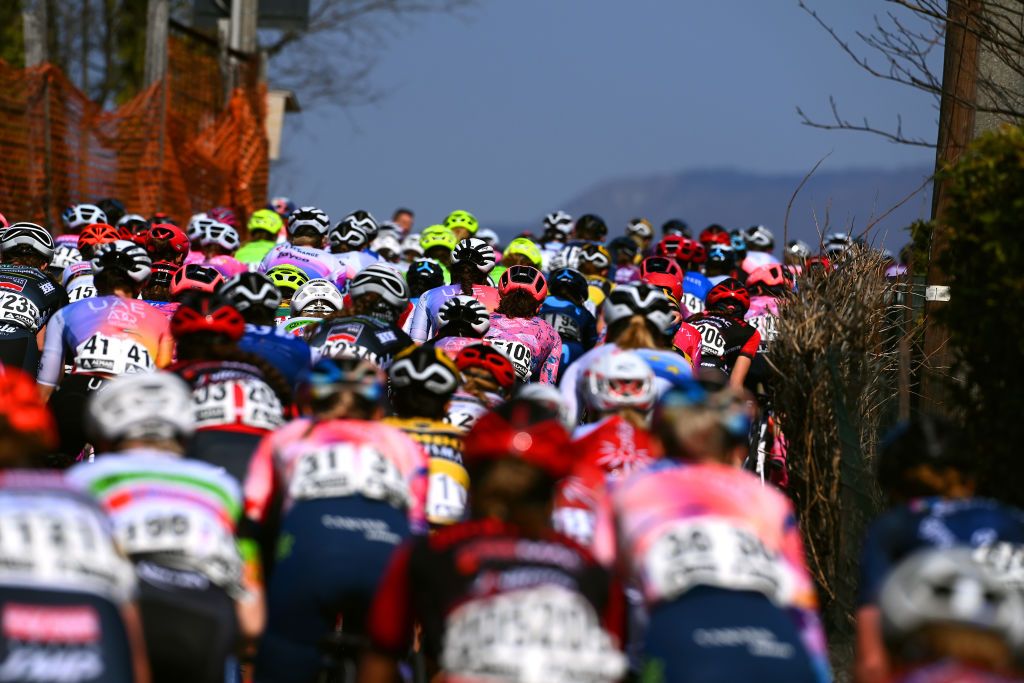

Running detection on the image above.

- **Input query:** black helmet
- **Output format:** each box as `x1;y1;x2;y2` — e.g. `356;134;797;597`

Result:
574;214;607;240
877;415;969;496
406;258;444;298
548;267;588;304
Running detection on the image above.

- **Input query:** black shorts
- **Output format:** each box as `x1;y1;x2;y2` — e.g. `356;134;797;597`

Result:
0;585;135;683
0;328;39;376
48;374;109;465
135;561;239;683
186;429;265;484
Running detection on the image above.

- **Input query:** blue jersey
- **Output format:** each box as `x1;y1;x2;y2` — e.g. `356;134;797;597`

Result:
239;323;312;391
858;497;1024;606
682;271;713;316
539;296;598;378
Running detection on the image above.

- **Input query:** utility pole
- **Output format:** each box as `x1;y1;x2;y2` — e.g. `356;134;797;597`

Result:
22;0;47;67
144;0;169;86
226;0;258;94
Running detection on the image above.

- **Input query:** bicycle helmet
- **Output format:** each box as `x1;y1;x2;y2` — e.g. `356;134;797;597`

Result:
170;264;225;298
87;372;194;443
574;214;608;240
115;215;147;242
786;240;811;260
661;219;689;237
96;198;126;226
640;256;684;301
147;223;190;257
290;278;345;316
437;295;491;337
824;232;853;256
50;243;82;269
330;211;377;250
743;225;775;250
706;245;734;265
604;283;679;336
406;258;445;296
77;223;120;254
699;224;731;247
578;244;610;270
656;235;685;260
371;234;401;259
199;221;240;252
208;206;239;229
269;196;296;219
498;265;547;302
881;548;1024;654
0;366;56;450
444;209;479;235
247;208;284;236
401;234;424;256
677;237;704;264
265;264;309;299
287;206;331;236
147;261;179;289
476;228;499;248
583;349;657;414
349;263;409;309
705;278;751;315
451;238;496;274
149;211;176;227
730;230;747;253
420;227;457;251
456;343;517;392
503;238;542;267
462;398;573;479
746;263;788;288
186;213;214;243
543;210;574;236
609;236;639;260
548;267;589;303
389;345;461;397
0;222;55;261
62;203;107;232
91;240;152;283
548;244;582;271
170;294;245;341
626;218;654;240
220;272;282;313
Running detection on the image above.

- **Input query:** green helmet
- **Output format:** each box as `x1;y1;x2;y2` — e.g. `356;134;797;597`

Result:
444;210;478;235
503;237;543;267
266;264;310;297
420;226;458;251
248;209;284;235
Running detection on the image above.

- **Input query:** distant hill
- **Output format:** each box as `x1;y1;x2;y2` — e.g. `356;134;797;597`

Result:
493;166;933;250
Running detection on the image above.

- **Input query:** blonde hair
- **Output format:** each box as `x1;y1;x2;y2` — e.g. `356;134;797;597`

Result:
896;624;1016;674
614;315;657;350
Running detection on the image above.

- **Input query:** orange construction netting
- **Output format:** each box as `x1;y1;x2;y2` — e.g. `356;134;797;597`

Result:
0;34;268;232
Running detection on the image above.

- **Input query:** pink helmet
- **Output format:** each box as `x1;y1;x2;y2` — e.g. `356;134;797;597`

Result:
498;265;548;302
746;263;788;288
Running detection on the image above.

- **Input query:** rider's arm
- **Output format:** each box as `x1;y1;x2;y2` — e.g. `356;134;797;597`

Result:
729;328;761;388
855;606;888;683
406;294;431;343
37;308;68;396
121;602;152;683
362;543;417;683
538;334;562;384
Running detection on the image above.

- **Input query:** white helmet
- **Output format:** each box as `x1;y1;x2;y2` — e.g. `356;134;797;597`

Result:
436;295;490;336
626;218;653;239
91;240;153;284
582;350;657;414
543;210;574;236
50;243;83;269
743;225;775;250
451;238;496;274
1;222;56;262
220;272;282;313
348;264;409;309
401;234;423;256
187;213;214;242
287;206;331;236
824;232;854;256
786;240;811;260
198;221;240;252
549;244;582;271
87;372;195;443
61;203;107;231
290;278;344;316
476;228;500;248
371;234;401;257
603;283;679;337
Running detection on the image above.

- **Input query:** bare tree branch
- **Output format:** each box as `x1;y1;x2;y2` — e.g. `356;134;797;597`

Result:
784;151;832;250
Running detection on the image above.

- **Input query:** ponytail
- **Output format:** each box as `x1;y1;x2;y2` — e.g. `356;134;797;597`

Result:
613;315;657;350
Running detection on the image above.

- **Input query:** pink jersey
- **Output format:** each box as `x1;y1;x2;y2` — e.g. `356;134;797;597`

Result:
745;295;781;351
202;255;248;278
258;243;345;288
484;313;562;384
184;251;204;266
432;335;479;362
670;320;703;367
243;418;429;533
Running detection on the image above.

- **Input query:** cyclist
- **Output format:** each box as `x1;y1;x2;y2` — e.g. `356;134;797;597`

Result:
281;278;346;337
705;244;737;286
243;358;428;682
140;261;181;317
0;223;68;374
571;212;609;244
698;224;732;251
236;209;285;265
370;234;402;267
447;342;517;430
491;236;542;283
444;209;479;241
364;398;627;683
741;225;780;273
265;264;310;321
823;232;854;260
486;265;562;384
259;207;345;287
169;294;289;483
384;345;470;526
221;271;312;393
305;264;413;368
168;263;224;301
405;258;445;308
407;238;498;342
144;223;191;266
0;367;148;683
745;263;789;354
269;196;296;220
76;222;120;262
539;267;598;377
39;240;173;460
391;207;415;233
609;236;641;284
730;230;748;268
686;278;760;389
117;214;150;242
328;210;380;273
65;259;99;303
400;234;424;263
681;240;714;316
539;210;574;269
196;220;246;278
430;295;492;361
185;213;215;258
419;226;457;274
640;255;685;304
785;240;811;276
578;243;613;306
50;242;83;280
855;416;1024;683
626;217;655;256
58;203;108;248
593;386;830;683
68;372;260;683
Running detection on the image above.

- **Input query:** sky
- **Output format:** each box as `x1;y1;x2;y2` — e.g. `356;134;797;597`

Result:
268;1;939;229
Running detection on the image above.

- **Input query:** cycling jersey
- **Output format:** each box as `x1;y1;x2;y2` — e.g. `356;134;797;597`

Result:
682;271;713;317
671;320;703;367
484;313;562;384
275;315;319;334
539;296;599;377
746;295;781;353
67;277;97;303
431;335;484;362
857;497;1024;607
235;239;277;265
368;519;628;683
741;251;781;274
444;391;493;431
258;243;345;287
0;264;67;333
333;250;379;287
199;255;247;279
0;471;138;683
612;264;642;285
586;275;612;309
238;323;312;391
142;300;179;320
406;284;500;343
685;310;760;373
304;315;413;368
383;416;469;526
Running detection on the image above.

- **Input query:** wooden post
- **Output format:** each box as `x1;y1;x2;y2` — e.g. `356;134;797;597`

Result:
22;0;53;227
145;0;169;212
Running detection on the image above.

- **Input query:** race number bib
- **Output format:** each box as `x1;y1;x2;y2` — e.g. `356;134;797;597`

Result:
193;379;283;431
445;399;487;431
0;292;41;331
442;585;627;683
0;501;135;603
682;293;705;316
487;339;533;381
73;334;153;375
318;339;381;367
543;314;581;343
117;503;240;587
747;314;779;351
289;443;409;506
68;285;96;303
644;518;791;603
693;322;726;357
426;472;467;525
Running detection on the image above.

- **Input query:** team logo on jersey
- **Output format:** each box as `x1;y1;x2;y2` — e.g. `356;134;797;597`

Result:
375;330;397;344
0;279;25;292
39;280;55;294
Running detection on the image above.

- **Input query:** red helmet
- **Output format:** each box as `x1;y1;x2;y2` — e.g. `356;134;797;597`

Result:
806;255;832;274
208;206;239;229
170;264;225;298
76;223;120;253
148;260;181;289
746;263;788;288
690;242;707;265
699;225;731;247
656;235;685;259
170;296;245;341
147;223;190;258
456;343;517;391
705;278;750;315
640;256;683;301
498;265;547;302
462;398;573;479
0;366;56;449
